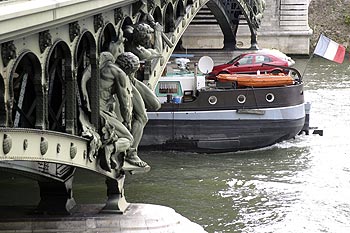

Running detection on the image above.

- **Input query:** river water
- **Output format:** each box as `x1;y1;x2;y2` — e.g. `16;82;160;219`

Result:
122;57;350;233
1;57;350;232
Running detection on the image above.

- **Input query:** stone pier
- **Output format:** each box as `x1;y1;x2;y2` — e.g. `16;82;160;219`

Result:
0;204;206;233
181;0;312;55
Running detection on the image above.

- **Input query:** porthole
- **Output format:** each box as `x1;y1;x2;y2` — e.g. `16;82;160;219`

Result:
237;94;246;104
266;93;275;103
208;95;217;105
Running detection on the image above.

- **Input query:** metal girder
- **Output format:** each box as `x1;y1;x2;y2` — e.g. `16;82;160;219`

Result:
235;0;261;28
0;128;120;180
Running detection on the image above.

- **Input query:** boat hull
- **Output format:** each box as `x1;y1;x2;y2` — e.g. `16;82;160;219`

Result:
141;104;305;153
142;119;304;153
141;83;306;153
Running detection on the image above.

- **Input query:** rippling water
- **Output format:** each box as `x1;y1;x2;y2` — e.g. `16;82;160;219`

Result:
1;57;350;233
123;57;350;232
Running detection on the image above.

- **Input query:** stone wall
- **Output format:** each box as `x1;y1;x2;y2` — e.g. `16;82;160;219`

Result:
181;0;312;55
308;0;350;50
257;0;312;54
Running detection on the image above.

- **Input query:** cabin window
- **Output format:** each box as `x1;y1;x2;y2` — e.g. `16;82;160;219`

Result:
156;81;182;97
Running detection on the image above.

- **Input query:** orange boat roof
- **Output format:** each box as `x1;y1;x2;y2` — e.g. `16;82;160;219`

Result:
217;73;294;87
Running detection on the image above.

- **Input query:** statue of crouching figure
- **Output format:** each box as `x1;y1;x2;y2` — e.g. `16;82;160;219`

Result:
80;51;155;173
114;52;161;169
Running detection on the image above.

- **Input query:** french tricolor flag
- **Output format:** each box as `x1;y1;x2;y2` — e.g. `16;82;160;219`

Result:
314;34;346;64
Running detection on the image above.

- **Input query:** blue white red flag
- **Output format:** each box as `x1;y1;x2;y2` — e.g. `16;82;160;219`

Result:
314;34;346;64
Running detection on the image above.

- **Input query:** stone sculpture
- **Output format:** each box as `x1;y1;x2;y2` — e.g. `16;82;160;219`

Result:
81;52;134;172
79;15;164;174
114;52;160;167
80;50;160;173
123;16;163;61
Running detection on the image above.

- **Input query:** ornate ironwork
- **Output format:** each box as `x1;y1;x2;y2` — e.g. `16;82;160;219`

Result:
114;8;124;25
40;136;48;155
39;30;52;53
0;78;5;127
147;0;156;10
2;134;12;154
161;0;167;8
69;21;81;42
70;142;77;159
23;139;28;150
132;0;146;16
1;41;16;67
94;14;104;33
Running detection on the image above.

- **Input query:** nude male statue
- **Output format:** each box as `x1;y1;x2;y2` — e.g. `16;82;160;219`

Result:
124;21;163;61
81;52;140;171
109;28;161;112
114;52;160;167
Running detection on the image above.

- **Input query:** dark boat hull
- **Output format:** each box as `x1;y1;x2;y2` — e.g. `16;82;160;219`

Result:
141;83;305;153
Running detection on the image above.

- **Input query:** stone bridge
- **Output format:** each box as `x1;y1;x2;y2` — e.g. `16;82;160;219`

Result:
0;0;265;214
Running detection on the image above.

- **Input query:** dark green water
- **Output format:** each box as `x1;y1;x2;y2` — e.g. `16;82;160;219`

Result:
1;57;350;232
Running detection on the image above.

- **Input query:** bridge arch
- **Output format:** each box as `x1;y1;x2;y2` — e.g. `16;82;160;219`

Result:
0;75;5;126
153;6;163;24
205;0;236;49
175;0;185;20
121;16;133;39
9;51;44;129
164;3;175;33
98;22;118;54
46;40;74;134
75;30;99;129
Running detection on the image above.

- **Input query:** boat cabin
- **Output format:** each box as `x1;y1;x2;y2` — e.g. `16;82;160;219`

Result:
155;72;206;104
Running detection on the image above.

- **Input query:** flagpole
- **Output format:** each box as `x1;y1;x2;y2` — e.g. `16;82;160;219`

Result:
300;33;323;80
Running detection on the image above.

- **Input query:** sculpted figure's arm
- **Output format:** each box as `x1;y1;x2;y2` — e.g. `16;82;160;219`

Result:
132;23;163;61
146;14;166;51
135;46;157;61
152;22;163;55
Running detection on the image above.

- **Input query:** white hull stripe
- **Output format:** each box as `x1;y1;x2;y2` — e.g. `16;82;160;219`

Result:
147;103;306;121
